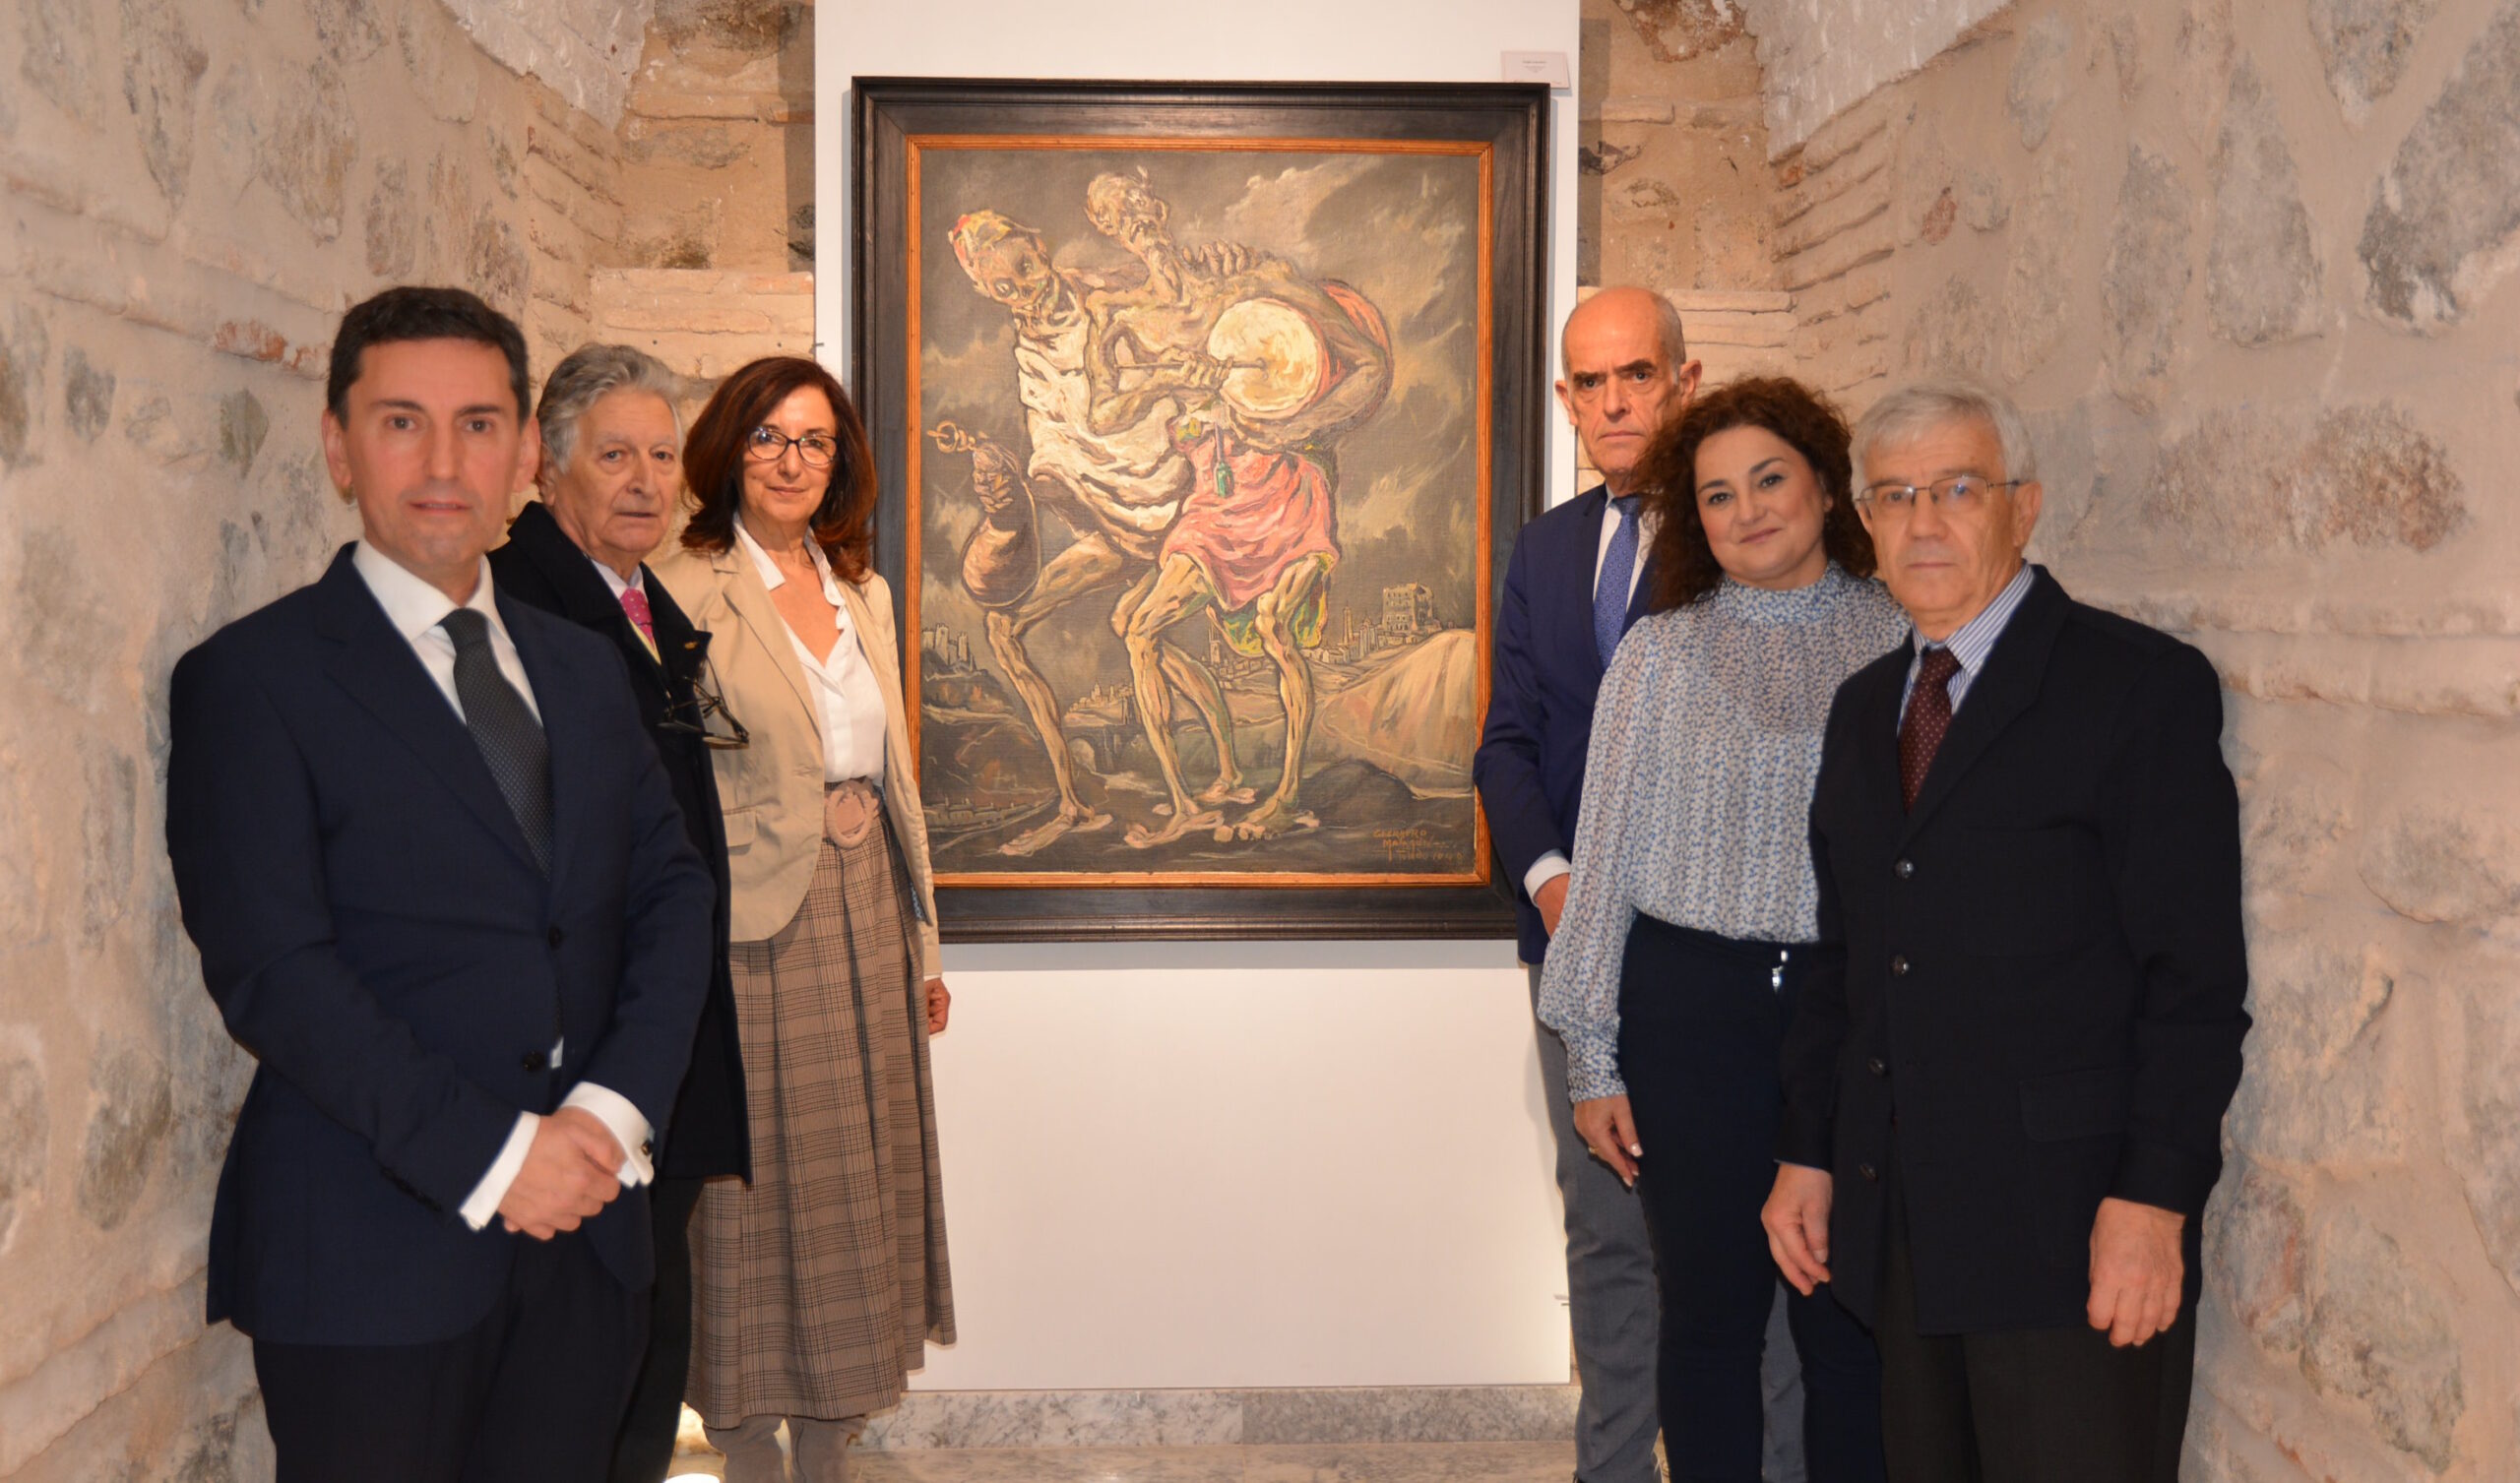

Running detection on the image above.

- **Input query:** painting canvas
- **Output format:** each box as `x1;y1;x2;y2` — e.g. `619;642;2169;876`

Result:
854;82;1545;938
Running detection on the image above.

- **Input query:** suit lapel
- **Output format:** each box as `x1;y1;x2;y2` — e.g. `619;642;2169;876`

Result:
503;589;584;893
644;573;706;698
1569;485;1610;683
1857;646;1911;824
1899;571;2069;841
835;577;906;732
507;502;664;680
312;552;543;876
1625;551;1659;631
714;546;823;749
836;575;932;925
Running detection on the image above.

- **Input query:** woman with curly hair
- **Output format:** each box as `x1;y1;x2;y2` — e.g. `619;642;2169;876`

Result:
1539;377;1901;1482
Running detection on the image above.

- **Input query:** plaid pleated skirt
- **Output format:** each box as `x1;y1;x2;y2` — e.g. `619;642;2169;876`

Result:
687;821;956;1427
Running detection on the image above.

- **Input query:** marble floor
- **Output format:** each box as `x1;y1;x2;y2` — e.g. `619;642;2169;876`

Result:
662;1441;1577;1483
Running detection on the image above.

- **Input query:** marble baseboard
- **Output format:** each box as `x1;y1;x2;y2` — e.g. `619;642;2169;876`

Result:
674;1443;1578;1483
859;1386;1580;1452
853;1443;1576;1483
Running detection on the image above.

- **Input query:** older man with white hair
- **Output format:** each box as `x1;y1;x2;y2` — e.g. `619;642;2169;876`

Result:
1762;380;2250;1483
491;344;749;1483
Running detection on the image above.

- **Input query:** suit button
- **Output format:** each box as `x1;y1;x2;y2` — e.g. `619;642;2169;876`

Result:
522;1050;549;1073
1858;1161;1879;1182
1868;1057;1888;1077
547;926;565;948
1890;955;1911;977
1894;859;1915;880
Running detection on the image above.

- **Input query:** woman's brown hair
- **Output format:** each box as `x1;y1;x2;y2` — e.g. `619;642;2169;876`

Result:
680;355;877;583
1636;376;1875;611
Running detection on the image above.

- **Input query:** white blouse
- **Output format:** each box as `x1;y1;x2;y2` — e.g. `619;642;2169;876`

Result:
735;522;889;785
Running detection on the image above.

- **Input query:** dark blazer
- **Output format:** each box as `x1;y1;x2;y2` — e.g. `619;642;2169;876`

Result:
1778;567;2249;1334
1474;484;1658;962
490;500;747;1180
165;545;716;1346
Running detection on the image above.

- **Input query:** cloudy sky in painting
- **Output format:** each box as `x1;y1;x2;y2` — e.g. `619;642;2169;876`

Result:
911;147;1483;704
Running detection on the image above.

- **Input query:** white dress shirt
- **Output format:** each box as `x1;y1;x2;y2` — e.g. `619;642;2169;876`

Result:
1524;490;1660;904
349;541;654;1231
590;557;647;604
1899;561;2037;721
735;522;889;784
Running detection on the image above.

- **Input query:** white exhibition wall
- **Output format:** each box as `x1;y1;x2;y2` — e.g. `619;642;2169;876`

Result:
813;0;1584;1389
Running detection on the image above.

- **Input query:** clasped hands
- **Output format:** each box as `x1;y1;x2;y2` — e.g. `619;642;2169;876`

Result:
1746;1164;2189;1349
495;979;951;1239
496;1106;627;1241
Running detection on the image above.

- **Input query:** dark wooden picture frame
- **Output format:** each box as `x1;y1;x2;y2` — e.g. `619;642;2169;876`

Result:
852;77;1546;941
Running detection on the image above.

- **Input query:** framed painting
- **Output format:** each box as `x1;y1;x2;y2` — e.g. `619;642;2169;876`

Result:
852;78;1547;941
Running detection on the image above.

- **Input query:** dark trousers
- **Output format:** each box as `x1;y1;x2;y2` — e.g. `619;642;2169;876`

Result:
1617;917;1886;1483
254;1231;648;1483
610;1175;705;1483
1876;1151;2195;1483
1528;962;1665;1483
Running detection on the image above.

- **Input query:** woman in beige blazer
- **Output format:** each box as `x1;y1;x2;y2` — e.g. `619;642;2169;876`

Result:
653;357;953;1483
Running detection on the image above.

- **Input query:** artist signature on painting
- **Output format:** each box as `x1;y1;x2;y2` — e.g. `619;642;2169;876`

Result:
1374;826;1451;865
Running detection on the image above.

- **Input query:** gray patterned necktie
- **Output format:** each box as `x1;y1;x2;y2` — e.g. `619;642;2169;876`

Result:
440;608;553;874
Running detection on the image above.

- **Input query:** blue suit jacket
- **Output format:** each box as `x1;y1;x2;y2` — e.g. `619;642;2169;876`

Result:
164;545;715;1346
1474;484;1657;963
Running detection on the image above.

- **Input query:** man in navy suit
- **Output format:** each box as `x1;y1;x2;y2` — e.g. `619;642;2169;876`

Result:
1474;286;1700;1483
164;286;715;1483
1764;382;2247;1482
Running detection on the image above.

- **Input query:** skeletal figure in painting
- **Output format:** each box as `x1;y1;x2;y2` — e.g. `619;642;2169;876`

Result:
1077;170;1394;845
940;211;1251;855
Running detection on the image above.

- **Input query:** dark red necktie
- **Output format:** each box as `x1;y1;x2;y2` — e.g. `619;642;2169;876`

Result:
1899;648;1963;811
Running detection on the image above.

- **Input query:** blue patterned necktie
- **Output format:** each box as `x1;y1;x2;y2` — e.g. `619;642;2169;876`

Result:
1594;495;1642;667
441;608;554;875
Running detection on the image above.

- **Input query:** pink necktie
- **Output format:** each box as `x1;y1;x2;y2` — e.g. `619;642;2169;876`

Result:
619;587;660;658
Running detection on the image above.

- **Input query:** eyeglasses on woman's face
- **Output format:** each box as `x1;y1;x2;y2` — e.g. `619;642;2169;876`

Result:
745;425;839;468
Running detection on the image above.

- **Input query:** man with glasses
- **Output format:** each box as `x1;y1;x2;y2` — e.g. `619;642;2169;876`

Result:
1763;379;2249;1482
489;343;750;1483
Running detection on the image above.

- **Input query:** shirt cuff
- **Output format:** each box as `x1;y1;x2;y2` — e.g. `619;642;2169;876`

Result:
1523;852;1571;902
458;1112;540;1231
561;1081;655;1188
1562;1032;1628;1104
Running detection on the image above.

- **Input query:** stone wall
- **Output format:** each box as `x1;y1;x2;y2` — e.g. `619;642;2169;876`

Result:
590;267;815;384
440;0;656;126
613;0;814;272
1736;0;2012;152
1748;0;2520;1476
0;1;633;1476
1580;0;1778;295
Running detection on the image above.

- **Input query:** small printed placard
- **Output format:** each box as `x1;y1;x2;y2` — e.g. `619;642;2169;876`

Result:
1500;50;1571;89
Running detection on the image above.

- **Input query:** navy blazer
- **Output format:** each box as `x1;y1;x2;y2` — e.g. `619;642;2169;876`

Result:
165;544;716;1346
1474;484;1657;963
490;501;748;1182
1779;568;2250;1334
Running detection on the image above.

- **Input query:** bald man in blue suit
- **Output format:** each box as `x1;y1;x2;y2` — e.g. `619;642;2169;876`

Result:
1477;286;1703;1483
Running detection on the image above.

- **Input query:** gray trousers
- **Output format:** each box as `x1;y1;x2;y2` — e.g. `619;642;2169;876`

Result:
1528;962;1808;1483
